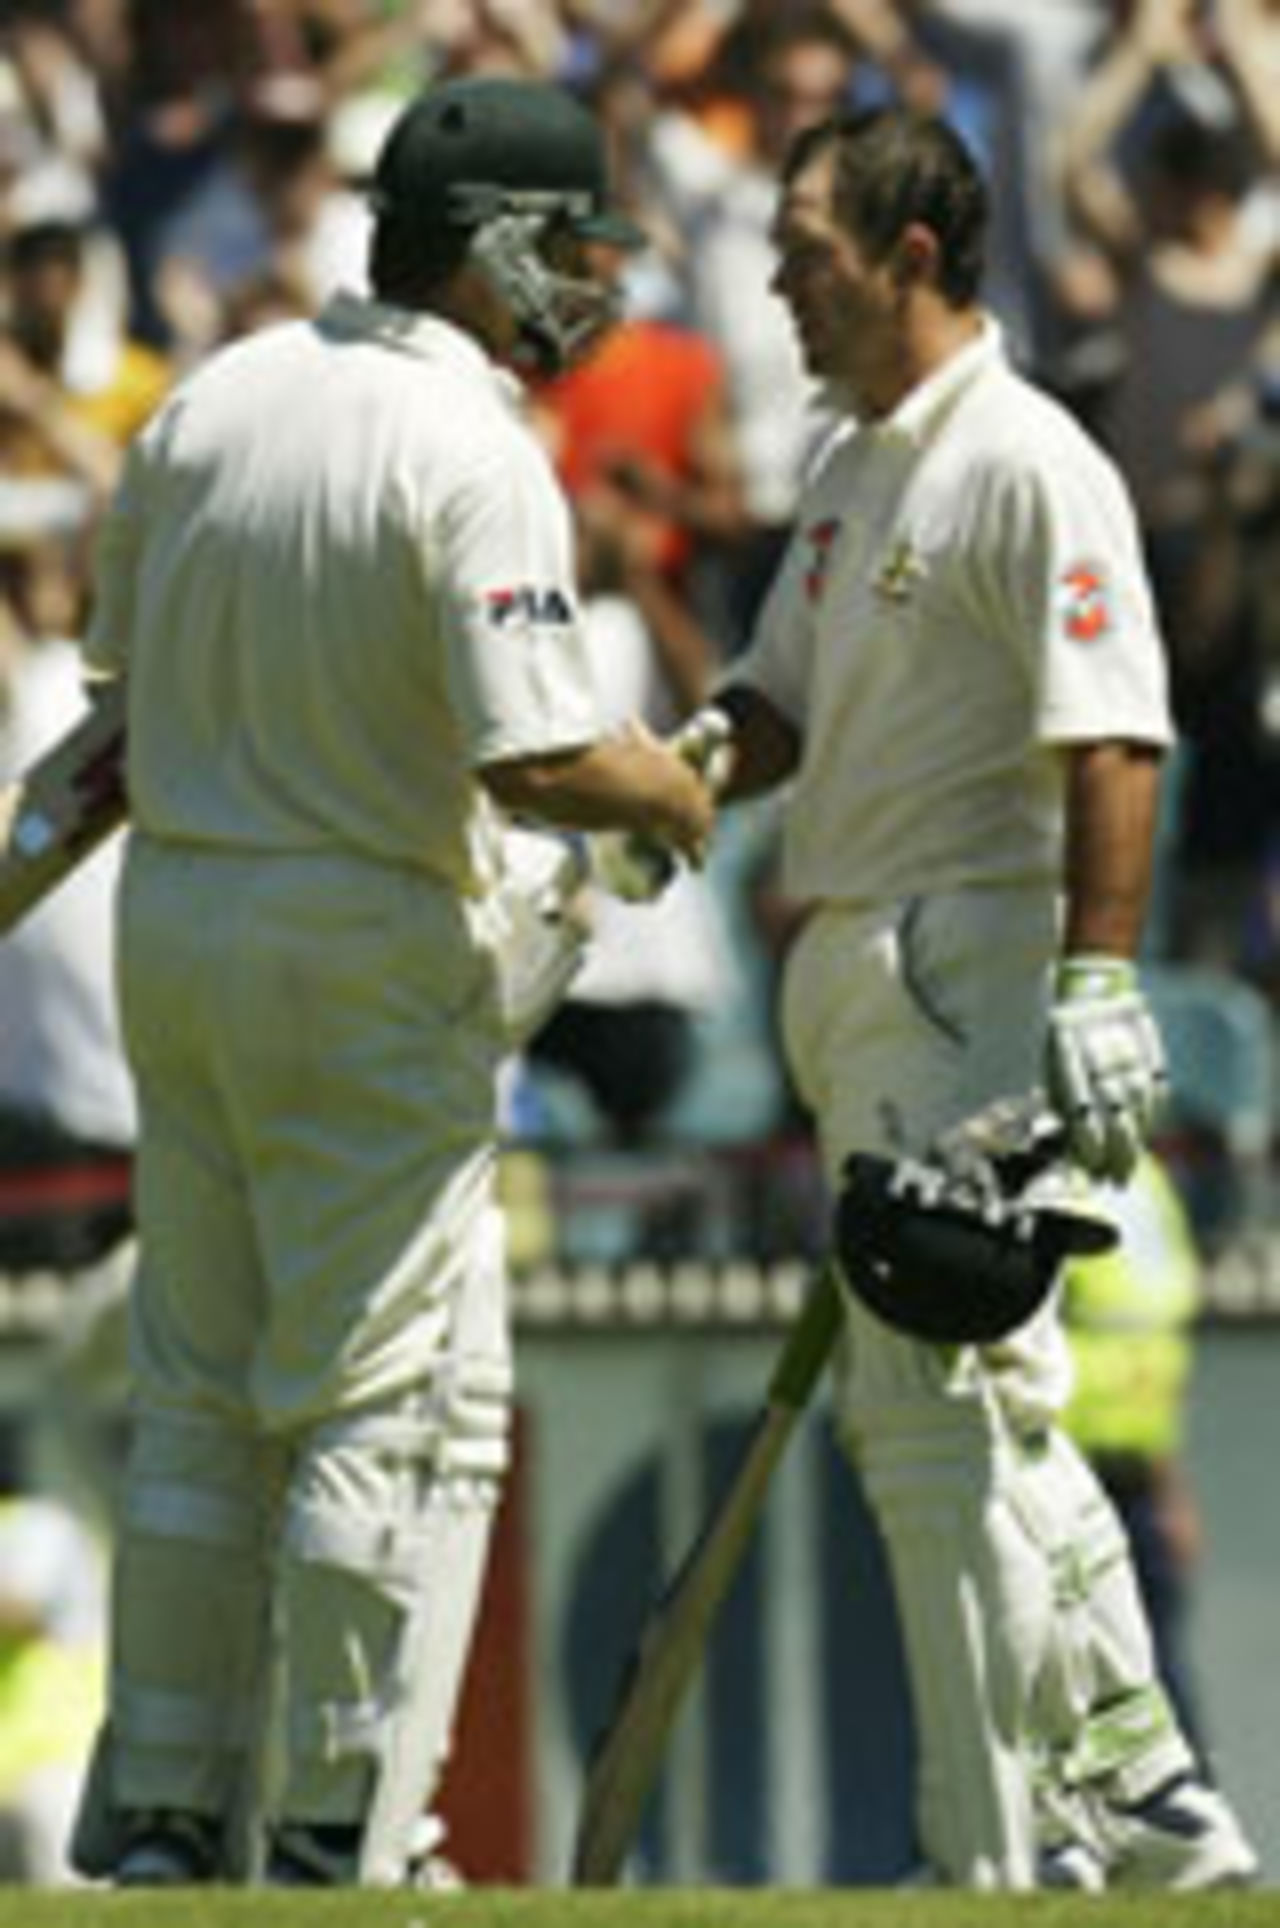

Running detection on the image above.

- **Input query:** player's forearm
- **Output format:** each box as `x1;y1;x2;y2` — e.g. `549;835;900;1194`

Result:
479;730;711;849
1060;740;1164;957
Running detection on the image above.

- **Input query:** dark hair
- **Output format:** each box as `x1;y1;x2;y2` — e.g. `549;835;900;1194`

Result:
7;222;85;273
1147;113;1254;204
784;105;988;306
715;4;858;87
754;5;859;73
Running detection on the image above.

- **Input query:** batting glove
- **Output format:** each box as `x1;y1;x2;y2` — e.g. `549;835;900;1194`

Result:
672;705;735;795
1044;955;1168;1184
489;829;592;1045
589;706;734;903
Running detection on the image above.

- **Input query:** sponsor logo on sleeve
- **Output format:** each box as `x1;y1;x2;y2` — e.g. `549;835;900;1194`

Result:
485;585;576;628
803;518;840;604
1058;562;1112;642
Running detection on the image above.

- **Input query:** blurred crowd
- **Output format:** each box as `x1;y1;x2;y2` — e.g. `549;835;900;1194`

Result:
0;0;1278;1159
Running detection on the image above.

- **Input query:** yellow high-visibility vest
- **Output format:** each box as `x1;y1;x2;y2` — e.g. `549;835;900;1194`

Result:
0;1498;104;1801
1061;1154;1199;1463
0;1633;102;1801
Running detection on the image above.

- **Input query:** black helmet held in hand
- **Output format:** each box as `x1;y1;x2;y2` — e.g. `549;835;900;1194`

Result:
834;1102;1117;1345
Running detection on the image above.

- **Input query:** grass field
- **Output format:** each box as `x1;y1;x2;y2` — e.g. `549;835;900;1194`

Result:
2;1892;1279;1928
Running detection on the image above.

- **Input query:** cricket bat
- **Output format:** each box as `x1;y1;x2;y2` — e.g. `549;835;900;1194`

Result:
572;1265;844;1885
0;680;128;936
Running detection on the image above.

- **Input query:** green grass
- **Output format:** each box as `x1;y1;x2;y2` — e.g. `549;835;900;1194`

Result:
3;1894;1279;1928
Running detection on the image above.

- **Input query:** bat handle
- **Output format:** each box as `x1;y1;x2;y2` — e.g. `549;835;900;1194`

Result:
767;1267;843;1410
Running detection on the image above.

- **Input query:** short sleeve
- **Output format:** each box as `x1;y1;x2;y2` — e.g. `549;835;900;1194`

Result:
981;433;1174;748
435;431;604;765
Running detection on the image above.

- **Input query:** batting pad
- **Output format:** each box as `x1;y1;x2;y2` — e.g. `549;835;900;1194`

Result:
272;1361;509;1884
843;1397;1048;1888
80;1404;286;1855
1010;1427;1193;1808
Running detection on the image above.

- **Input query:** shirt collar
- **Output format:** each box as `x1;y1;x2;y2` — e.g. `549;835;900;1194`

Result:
317;288;525;406
871;314;1004;449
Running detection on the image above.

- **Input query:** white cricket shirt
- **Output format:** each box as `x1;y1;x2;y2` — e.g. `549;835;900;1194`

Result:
85;291;602;894
732;321;1174;908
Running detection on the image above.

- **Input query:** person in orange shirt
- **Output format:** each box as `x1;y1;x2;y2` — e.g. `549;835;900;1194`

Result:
535;302;745;591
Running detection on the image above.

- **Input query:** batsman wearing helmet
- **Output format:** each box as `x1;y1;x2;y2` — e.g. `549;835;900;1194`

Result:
666;107;1256;1890
69;77;714;1888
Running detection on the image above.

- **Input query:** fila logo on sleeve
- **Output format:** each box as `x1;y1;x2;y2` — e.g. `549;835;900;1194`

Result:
485;585;575;628
1058;561;1112;643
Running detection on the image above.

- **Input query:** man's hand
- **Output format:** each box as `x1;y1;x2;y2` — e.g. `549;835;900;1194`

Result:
590;707;732;902
1044;955;1168;1183
479;715;714;863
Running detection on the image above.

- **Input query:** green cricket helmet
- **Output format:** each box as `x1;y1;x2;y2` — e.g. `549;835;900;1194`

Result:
371;76;643;371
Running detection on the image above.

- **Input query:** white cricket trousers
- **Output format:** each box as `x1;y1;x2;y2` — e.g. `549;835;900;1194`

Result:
93;836;511;1870
782;886;1189;1887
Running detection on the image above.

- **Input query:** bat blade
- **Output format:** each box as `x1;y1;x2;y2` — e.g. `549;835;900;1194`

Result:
572;1268;842;1885
0;682;128;936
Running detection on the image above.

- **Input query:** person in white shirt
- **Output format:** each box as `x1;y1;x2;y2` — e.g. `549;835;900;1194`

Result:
682;103;1256;1891
67;75;715;1890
